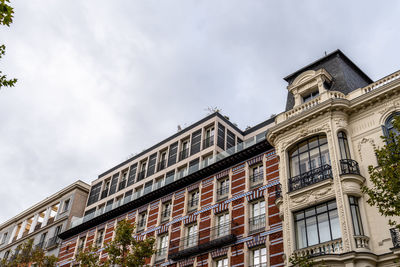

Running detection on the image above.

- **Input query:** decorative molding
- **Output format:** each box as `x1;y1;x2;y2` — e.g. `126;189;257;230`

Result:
357;138;376;161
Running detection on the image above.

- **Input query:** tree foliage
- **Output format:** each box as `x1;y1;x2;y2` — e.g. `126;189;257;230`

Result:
75;219;155;267
362;115;400;229
0;239;58;267
0;0;17;90
288;254;315;267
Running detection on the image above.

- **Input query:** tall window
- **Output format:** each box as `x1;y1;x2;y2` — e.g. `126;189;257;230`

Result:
204;127;215;148
338;131;351;160
289;135;330;177
185;224;197;248
216;213;229;237
250;165;264;187
137;212;147;232
188;190;199;211
215;257;228;267
62;199;70;212
250;200;266;233
349;196;364;236
156;234;168;260
252;247;267;267
1;233;8;244
383;112;400;140
217;178;229;200
96;229;104;246
161;202;171;222
294;200;341;249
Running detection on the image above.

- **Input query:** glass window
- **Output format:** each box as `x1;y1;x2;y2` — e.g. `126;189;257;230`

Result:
188;190;199;211
383;112;400;142
294;200;341;249
338;131;351;160
216;213;229;237
157;234;168;258
250;200;266;233
349;196;364;236
216;258;228;267
252;247;267;267
96;229;104;246
303;90;319;103
185;224;197;248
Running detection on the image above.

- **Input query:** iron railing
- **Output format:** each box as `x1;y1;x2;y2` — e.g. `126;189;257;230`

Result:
161;209;171;220
288;164;332;192
203;136;214;149
250;172;264;187
275;184;282;199
169;222;237;261
155;247;168;262
249;215;266;233
188;197;199;210
217;186;229;198
339;159;360;175
390;228;400;248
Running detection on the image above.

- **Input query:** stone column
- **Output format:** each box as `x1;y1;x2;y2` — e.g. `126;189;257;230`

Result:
42;207;51;227
16;220;27;239
8;225;18;244
29;214;39;234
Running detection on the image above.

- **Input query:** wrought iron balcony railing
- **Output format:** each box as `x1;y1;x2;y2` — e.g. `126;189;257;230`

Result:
203;136;214;149
168;222;237;261
390;228;400;248
249;215;266;233
217;186;229;197
339;159;360;175
288;164;332;192
161;209;171;220
275;184;282;199
188;197;199;210
155;247;168;262
250;172;264;187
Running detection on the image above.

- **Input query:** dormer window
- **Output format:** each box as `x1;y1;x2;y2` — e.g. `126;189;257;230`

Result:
302;90;319;103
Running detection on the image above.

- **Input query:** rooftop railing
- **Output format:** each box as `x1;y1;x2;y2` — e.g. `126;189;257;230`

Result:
70;134;266;229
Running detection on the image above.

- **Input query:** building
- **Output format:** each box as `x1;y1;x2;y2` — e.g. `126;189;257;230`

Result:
267;50;400;266
0;181;90;261
58;113;284;267
48;49;400;267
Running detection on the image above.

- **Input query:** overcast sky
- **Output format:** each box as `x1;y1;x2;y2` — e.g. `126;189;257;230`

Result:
0;1;399;224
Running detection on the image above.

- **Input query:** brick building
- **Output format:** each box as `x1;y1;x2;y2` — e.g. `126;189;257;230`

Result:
57;113;283;266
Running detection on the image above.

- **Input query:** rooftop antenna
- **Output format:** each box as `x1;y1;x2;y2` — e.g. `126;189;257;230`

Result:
324;51;327;56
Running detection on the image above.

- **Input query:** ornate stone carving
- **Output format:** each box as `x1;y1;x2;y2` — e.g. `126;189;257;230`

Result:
357;138;376;161
378;100;400;115
334;117;348;129
281;123;331;152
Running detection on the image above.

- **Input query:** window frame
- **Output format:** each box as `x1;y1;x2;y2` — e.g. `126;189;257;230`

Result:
251;246;267;267
349;196;364;236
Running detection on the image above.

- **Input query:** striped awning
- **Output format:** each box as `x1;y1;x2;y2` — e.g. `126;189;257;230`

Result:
246;235;267;249
157;224;169;235
183;213;197;225
178;257;195;267
213;202;229;214
216;169;229;179
138;205;149;213
117;214;126;222
161;194;173;203
246;189;265;202
211;247;228;259
107;220;115;228
247;155;263;166
187;183;200;192
134;234;144;241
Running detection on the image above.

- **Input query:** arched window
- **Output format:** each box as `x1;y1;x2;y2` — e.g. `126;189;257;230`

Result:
288;135;332;191
337;131;350;160
383;112;400;138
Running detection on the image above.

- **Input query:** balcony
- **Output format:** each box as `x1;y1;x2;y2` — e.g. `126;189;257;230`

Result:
179;149;189;161
157;160;166;172
168;222;237;261
339;159;360;175
288;164;332;192
390;228;400;248
249;215;266;234
46;236;60;249
249;172;264;188
203;136;214;149
294;238;343;258
217;186;229;200
354;235;369;249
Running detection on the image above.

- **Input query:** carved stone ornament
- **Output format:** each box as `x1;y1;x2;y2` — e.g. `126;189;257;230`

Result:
357;138;376;161
334;117;348;129
378;100;400;115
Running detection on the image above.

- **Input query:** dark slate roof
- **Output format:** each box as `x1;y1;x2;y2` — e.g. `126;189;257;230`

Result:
283;50;373;111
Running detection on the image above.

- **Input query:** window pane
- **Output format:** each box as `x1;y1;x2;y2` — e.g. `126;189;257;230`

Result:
329;209;341;239
296;219;307;249
318;213;331;243
306;216;318;246
319;143;330;165
299;152;309;173
290;155;300;177
298;141;308;154
309;147;321;169
308;137;319;150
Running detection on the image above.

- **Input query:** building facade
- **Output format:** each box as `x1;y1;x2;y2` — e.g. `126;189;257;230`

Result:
0;180;90;260
267;50;400;266
57;113;284;266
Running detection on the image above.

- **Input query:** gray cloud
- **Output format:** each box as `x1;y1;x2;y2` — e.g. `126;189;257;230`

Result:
0;0;399;223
